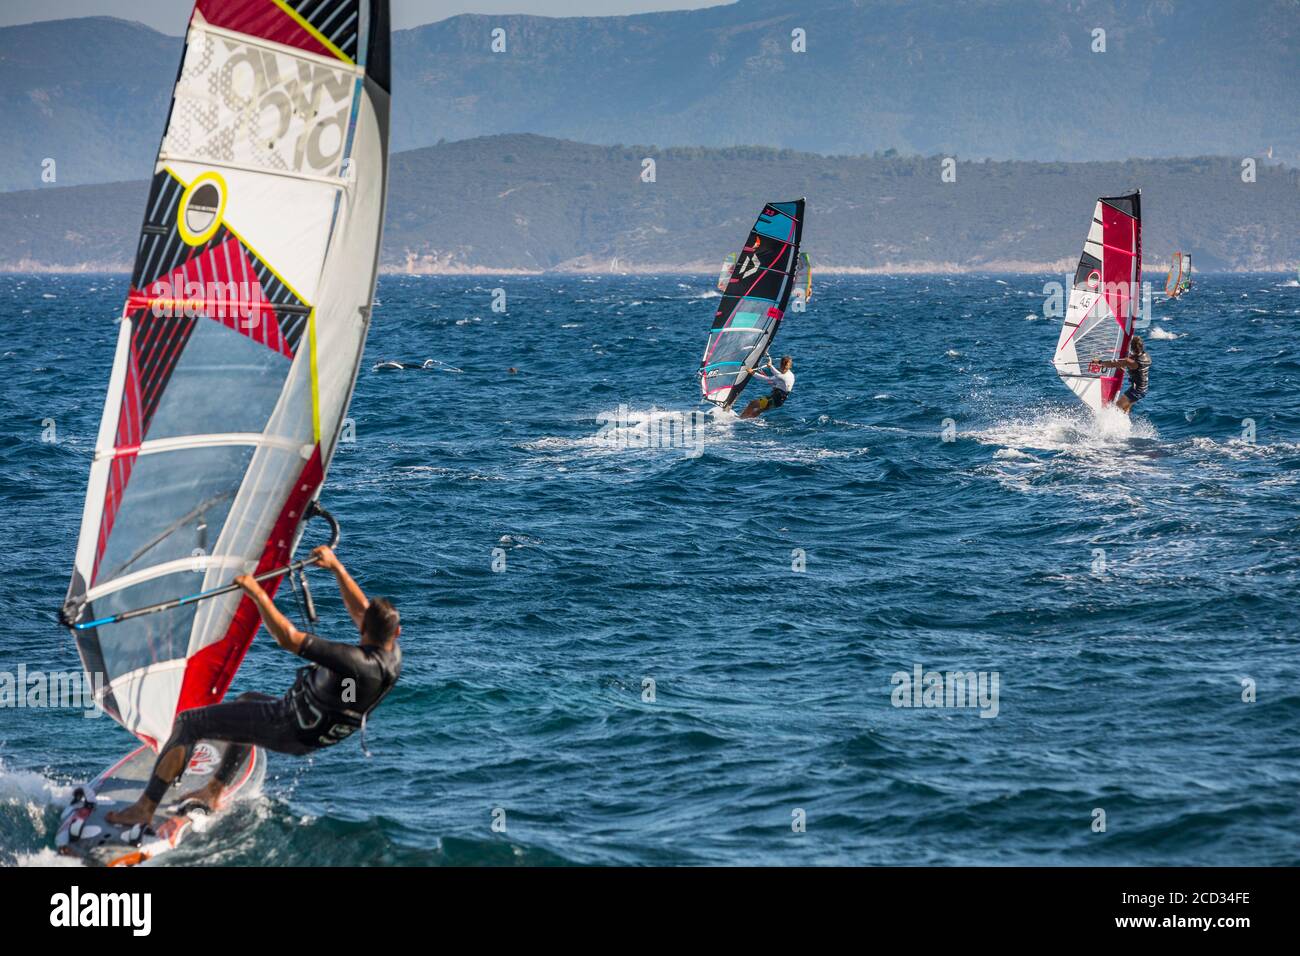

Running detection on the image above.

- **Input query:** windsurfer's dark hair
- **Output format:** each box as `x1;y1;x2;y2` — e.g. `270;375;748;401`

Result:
780;355;793;366
1130;335;1145;354
362;598;400;643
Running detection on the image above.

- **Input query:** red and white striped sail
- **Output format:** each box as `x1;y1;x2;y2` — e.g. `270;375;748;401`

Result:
62;0;391;748
1052;192;1142;413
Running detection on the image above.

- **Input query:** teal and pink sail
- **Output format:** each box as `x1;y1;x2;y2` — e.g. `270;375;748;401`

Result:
1052;191;1142;413
700;199;805;410
60;0;391;749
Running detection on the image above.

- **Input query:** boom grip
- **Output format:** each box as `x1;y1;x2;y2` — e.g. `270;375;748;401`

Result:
64;502;344;631
306;500;341;550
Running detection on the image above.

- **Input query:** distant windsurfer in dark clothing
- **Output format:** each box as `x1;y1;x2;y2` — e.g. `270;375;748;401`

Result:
740;355;795;419
106;547;401;828
1096;334;1151;414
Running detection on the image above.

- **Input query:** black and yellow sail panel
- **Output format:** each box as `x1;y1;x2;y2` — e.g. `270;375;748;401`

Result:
699;199;806;410
198;0;369;65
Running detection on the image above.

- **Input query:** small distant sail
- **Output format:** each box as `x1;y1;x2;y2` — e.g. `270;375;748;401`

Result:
716;253;736;293
1052;192;1142;413
801;252;813;302
60;0;392;748
700;199;805;409
1165;253;1183;297
1165;252;1189;298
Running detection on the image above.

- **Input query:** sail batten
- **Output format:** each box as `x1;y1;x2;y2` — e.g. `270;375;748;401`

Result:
62;0;390;747
700;199;805;410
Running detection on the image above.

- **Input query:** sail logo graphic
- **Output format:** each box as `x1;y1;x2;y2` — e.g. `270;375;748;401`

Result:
187;742;221;776
177;172;226;246
168;31;355;177
184;183;220;236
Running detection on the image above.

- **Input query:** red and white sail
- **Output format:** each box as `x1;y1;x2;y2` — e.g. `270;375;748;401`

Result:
62;0;391;748
1052;192;1142;413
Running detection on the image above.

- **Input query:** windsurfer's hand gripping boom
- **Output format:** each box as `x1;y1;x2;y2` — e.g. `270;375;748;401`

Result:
234;545;369;655
749;355;775;381
307;546;371;631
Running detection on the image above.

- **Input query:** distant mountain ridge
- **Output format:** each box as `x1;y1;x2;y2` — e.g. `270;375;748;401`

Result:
2;134;1296;273
2;1;1298;191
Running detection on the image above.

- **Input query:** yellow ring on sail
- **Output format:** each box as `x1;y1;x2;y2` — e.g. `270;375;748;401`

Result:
176;172;227;247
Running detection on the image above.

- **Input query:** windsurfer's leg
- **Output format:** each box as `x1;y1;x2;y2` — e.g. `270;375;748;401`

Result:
104;713;205;826
182;693;279;808
107;694;284;825
1117;386;1143;414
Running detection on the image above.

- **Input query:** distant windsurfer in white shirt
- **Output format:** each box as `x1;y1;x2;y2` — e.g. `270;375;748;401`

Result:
740;355;794;419
1095;334;1151;414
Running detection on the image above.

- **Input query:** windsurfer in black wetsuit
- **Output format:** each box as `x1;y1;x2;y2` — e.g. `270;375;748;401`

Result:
105;546;401;828
1096;334;1151;414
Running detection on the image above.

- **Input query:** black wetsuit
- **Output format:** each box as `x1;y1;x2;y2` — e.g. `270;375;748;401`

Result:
143;634;401;803
1124;352;1151;402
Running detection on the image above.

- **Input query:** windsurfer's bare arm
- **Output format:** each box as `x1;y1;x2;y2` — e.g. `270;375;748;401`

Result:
1095;357;1137;370
235;575;307;654
312;546;370;629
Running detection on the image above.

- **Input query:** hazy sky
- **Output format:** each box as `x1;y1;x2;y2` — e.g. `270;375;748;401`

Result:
0;1;729;34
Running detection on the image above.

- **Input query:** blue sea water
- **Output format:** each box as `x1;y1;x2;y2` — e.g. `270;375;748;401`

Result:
1;272;1297;866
